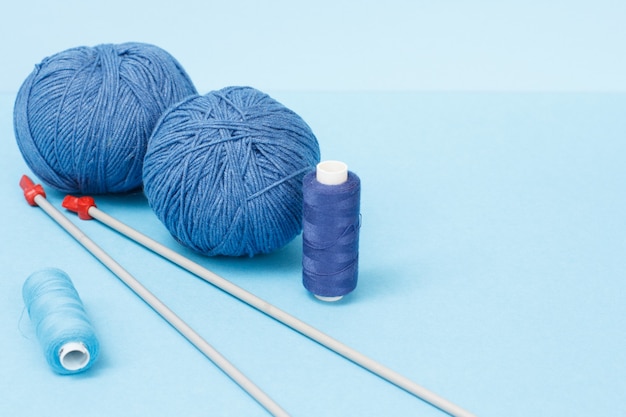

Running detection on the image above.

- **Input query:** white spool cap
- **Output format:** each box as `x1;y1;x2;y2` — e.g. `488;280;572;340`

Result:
316;160;348;186
59;341;90;371
312;160;349;302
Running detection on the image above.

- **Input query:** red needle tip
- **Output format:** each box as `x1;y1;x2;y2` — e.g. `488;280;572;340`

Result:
20;175;46;206
62;195;96;220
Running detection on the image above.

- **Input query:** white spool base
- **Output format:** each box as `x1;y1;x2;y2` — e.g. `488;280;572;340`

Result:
314;294;344;302
59;341;90;371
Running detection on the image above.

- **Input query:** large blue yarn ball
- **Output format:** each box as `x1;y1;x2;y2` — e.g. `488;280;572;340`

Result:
143;86;321;257
13;42;197;194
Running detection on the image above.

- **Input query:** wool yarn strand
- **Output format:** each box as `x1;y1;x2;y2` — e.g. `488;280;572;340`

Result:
22;268;100;374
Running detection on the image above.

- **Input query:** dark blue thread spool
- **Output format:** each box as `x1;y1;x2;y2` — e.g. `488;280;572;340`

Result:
302;161;361;301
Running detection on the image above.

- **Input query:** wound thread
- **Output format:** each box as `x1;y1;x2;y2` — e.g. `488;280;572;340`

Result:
302;163;361;300
22;268;99;374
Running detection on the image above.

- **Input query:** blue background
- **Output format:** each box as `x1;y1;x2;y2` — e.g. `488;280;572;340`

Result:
1;0;626;93
1;2;625;417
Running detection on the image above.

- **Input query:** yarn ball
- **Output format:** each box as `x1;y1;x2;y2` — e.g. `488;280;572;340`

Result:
143;86;321;257
13;42;197;194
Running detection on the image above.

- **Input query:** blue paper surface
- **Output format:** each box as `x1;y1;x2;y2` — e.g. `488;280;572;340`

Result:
1;92;625;417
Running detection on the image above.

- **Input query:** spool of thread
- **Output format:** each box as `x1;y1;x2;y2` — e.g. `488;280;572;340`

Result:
13;42;197;194
22;268;100;374
302;161;361;301
143;86;321;257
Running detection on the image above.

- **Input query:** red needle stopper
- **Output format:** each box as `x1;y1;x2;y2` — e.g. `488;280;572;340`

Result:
62;195;96;220
20;175;46;206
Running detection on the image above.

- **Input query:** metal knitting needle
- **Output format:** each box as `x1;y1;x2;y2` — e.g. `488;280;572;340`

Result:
19;176;290;417
63;194;477;417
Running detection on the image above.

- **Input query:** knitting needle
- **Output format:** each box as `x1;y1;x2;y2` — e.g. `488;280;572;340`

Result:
62;194;477;417
19;176;290;417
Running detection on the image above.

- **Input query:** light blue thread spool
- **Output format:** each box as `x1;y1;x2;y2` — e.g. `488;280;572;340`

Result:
22;268;100;374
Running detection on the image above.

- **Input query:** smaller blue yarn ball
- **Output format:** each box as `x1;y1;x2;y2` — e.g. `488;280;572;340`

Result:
143;86;321;257
13;42;197;194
